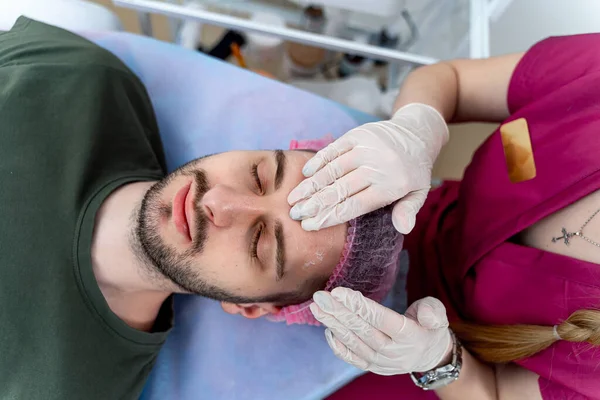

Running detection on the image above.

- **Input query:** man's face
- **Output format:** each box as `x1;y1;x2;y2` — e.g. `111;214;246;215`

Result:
137;150;346;311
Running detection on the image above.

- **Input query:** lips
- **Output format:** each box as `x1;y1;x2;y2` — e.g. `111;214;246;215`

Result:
173;182;192;242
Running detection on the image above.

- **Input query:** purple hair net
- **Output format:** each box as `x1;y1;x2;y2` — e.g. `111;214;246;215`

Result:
268;136;404;325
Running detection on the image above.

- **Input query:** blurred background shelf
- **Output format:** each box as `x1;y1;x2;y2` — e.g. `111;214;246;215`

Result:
110;0;512;117
113;0;479;62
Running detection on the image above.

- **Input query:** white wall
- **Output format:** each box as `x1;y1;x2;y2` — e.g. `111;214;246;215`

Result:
491;0;600;55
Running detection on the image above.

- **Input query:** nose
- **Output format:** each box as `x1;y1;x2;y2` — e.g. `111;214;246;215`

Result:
201;184;283;228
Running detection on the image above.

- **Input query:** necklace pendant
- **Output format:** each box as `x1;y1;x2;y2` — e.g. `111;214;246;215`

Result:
550;207;600;248
552;228;574;245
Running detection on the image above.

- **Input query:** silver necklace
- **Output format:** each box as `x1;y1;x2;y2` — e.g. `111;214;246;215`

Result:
551;208;600;247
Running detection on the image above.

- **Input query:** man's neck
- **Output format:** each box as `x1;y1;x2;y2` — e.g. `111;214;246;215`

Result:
91;181;175;332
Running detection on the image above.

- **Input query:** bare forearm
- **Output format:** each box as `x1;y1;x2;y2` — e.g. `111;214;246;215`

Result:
393;63;459;122
435;348;542;400
393;53;524;124
435;348;498;400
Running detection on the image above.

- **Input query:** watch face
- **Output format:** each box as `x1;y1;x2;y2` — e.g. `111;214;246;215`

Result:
412;333;463;391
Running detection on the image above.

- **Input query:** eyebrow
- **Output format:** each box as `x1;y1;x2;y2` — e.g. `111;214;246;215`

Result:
273;150;286;190
274;219;286;281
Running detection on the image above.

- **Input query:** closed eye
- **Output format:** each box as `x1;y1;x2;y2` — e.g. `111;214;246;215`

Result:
251;224;262;259
251;163;263;194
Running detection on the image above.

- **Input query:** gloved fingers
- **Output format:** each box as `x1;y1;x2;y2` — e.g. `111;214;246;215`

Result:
299;206;336;231
330;287;382;327
337;184;404;217
311;301;378;361
290;172;370;221
311;290;392;353
325;315;378;363
300;135;357;178
299;187;386;231
326;321;404;377
404;297;449;330
391;188;429;234
330;287;409;339
324;329;370;371
288;149;364;209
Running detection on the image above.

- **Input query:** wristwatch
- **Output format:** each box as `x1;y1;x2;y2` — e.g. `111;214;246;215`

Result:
410;331;462;391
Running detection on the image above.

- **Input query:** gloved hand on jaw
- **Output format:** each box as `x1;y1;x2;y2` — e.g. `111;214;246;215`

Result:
310;287;452;376
287;103;449;234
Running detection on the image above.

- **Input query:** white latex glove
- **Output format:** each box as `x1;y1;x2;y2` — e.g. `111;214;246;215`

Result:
310;287;452;375
287;103;449;233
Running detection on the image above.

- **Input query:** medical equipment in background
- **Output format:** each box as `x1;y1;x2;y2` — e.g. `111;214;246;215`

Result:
177;0;205;49
114;0;440;73
244;12;286;77
285;5;327;78
113;0;514;117
291;0;405;19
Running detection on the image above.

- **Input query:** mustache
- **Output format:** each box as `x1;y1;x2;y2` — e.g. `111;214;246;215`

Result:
189;169;210;255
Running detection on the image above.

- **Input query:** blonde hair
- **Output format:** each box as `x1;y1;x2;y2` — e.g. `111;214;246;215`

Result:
451;309;600;364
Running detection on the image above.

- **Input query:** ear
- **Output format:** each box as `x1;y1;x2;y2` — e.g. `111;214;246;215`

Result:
220;302;282;319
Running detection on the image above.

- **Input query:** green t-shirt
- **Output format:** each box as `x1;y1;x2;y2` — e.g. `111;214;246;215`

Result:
0;18;173;399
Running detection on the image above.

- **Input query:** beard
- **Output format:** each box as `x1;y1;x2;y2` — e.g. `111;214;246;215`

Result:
135;163;210;294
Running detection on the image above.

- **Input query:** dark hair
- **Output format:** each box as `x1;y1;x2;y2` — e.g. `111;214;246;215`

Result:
199;273;330;306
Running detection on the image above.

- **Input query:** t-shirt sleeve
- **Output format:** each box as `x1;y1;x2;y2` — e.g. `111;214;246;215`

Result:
508;34;600;113
1;17;124;71
0;16;167;174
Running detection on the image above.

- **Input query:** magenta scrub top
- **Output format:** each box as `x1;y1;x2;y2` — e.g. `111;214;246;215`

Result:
330;34;600;400
405;33;600;399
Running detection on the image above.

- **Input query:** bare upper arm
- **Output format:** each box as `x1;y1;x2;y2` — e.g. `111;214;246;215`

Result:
495;363;542;400
447;53;525;123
